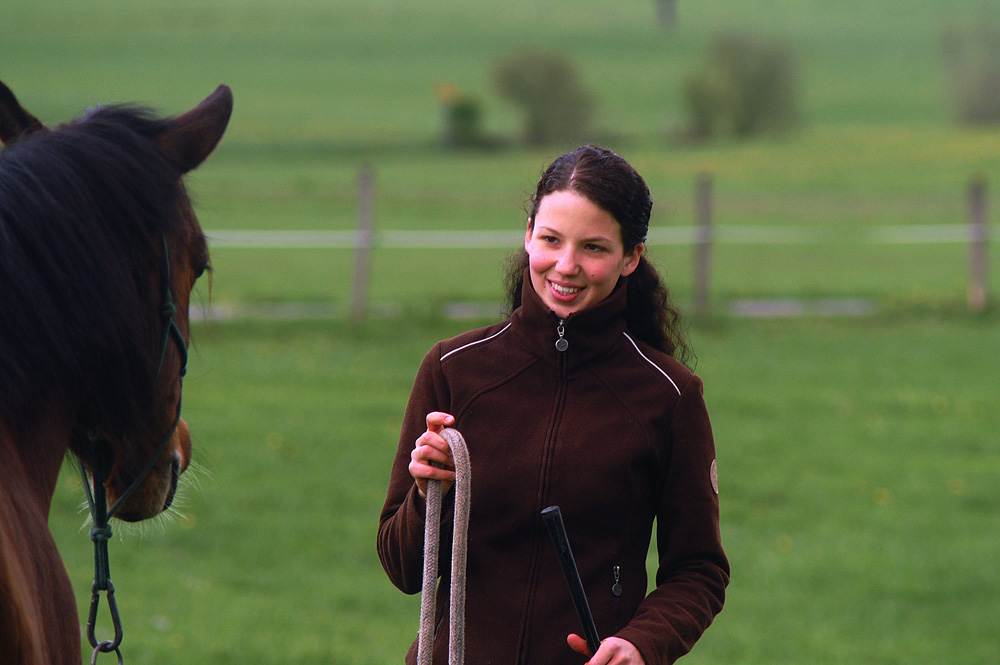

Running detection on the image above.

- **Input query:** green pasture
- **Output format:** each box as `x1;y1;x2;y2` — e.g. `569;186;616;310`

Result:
48;315;1000;664
5;0;1000;308
4;0;999;663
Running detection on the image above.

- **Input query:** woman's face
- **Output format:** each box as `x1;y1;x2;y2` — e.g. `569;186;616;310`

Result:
525;190;643;319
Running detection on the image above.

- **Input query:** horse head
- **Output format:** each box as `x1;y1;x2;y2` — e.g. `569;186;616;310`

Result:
94;86;233;522
0;81;231;665
0;82;232;523
107;85;232;522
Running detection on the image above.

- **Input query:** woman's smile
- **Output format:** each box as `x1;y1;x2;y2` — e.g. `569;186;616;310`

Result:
550;280;583;297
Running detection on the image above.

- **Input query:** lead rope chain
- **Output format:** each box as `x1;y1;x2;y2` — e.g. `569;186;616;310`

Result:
418;428;471;665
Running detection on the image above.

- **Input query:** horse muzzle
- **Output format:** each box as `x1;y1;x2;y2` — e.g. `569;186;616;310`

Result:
108;418;191;522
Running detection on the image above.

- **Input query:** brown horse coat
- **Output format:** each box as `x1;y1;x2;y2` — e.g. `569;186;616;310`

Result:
0;81;231;664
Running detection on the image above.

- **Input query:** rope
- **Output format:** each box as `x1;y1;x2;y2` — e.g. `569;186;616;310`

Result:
79;448;124;661
417;427;471;665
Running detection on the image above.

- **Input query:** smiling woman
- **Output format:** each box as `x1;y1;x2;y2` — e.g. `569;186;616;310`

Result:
525;190;643;318
378;145;728;665
507;145;690;362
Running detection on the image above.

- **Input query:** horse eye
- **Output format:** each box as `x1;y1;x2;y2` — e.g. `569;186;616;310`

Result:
192;246;210;280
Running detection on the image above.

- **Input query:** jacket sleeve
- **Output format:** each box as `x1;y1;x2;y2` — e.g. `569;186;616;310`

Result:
616;374;730;665
376;343;452;594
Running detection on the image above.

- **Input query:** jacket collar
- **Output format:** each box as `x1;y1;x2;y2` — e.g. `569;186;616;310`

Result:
511;270;629;369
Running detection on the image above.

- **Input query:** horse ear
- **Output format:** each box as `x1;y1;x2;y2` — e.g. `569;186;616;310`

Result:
0;80;46;146
158;84;233;173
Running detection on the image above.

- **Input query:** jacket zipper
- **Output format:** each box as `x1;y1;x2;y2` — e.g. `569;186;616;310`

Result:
555;318;568;352
517;318;570;664
612;565;624;631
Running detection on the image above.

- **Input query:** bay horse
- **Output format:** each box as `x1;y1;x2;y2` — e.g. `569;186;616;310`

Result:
0;81;232;664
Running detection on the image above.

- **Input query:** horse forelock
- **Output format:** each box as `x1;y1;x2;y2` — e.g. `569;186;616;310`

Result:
0;104;193;463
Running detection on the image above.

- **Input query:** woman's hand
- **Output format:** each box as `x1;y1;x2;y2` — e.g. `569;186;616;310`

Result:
567;634;645;665
409;412;457;498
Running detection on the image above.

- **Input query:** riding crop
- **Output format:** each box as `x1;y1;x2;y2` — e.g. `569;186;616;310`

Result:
541;505;602;655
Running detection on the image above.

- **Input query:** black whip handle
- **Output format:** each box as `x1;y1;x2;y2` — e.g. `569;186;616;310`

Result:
541;506;601;655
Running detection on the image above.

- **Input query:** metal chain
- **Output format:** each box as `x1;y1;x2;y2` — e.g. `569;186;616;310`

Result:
87;581;123;665
80;448;124;664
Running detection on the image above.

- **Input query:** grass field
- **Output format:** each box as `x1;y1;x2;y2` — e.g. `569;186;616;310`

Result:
6;0;1000;309
5;0;1000;663
48;314;1000;664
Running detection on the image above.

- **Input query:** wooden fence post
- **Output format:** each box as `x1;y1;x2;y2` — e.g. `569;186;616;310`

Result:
693;172;714;320
351;165;374;324
656;0;677;28
968;175;988;313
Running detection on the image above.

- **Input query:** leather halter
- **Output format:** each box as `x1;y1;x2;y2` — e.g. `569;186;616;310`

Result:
78;235;188;664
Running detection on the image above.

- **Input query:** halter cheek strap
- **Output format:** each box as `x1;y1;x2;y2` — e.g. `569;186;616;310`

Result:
79;234;189;664
103;235;188;518
156;234;188;384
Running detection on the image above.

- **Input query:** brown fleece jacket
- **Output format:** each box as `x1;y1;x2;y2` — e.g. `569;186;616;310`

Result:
378;278;729;665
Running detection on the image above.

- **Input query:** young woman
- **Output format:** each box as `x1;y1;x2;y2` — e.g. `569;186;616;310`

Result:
378;146;728;665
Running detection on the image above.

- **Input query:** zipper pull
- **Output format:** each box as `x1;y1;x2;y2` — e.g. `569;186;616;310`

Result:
555;319;568;352
612;565;622;597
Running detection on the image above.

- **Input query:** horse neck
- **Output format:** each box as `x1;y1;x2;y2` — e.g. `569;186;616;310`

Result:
0;397;75;519
0;408;81;665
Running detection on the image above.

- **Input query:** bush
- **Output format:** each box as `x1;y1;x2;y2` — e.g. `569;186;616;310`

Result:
942;15;1000;124
494;51;593;146
436;82;486;148
682;33;799;140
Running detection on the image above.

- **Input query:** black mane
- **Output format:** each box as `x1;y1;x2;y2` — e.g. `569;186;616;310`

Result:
0;105;187;441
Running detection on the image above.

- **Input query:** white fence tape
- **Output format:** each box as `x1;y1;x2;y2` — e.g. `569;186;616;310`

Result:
206;224;997;249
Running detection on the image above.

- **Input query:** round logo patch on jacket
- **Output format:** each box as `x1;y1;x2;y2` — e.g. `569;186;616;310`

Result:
710;459;719;495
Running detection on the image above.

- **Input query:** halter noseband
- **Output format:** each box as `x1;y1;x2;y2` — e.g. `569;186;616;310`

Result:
79;234;189;664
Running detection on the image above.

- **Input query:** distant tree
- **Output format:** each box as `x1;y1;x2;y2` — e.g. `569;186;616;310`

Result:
681;33;799;140
494;51;593;146
942;13;1000;124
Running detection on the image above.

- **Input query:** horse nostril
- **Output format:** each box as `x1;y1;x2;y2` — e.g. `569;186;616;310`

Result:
163;454;181;511
174;418;192;474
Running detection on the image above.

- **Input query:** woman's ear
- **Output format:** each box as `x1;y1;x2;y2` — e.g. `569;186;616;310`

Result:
621;243;644;277
524;218;534;252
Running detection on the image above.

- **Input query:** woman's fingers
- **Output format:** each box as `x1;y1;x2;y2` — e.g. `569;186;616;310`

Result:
567;635;645;665
425;411;455;432
409;452;455;497
413;432;455;467
567;633;591;657
409;412;458;496
409;447;456;476
416;412;457;465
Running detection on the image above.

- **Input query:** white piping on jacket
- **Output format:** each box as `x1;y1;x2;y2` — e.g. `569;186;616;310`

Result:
440;322;513;362
622;332;682;396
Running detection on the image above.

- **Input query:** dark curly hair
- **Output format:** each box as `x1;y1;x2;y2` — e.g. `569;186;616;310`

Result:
503;145;691;364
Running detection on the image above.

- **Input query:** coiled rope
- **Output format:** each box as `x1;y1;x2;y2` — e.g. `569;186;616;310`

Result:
418;427;471;665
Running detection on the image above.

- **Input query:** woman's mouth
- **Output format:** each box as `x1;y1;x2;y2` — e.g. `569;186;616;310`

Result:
550;281;583;297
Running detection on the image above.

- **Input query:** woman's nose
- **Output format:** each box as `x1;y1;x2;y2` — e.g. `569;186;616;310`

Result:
555;248;578;273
